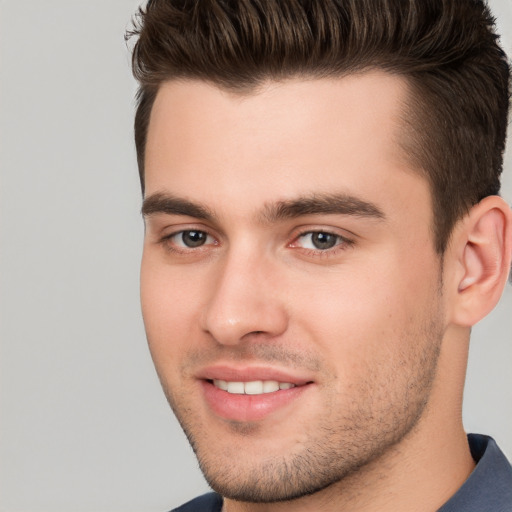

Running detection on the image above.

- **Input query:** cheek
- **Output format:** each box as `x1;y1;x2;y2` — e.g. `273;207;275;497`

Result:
290;260;400;336
289;252;439;375
140;253;204;365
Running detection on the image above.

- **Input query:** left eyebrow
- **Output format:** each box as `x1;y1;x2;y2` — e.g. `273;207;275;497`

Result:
259;194;386;223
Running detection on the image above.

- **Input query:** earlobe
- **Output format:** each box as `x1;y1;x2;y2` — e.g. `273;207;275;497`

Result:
451;196;512;326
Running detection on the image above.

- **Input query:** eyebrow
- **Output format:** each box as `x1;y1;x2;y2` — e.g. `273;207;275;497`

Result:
142;193;215;220
141;192;385;223
260;194;385;223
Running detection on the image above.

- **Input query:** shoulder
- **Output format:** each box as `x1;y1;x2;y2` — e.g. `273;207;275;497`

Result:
439;434;512;512
170;492;223;512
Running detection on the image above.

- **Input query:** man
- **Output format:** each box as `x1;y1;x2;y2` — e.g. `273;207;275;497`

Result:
128;0;512;510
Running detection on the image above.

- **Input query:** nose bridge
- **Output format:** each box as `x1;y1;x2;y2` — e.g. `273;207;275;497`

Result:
201;243;287;345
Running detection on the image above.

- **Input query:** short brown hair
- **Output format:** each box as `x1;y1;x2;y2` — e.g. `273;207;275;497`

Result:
127;0;510;252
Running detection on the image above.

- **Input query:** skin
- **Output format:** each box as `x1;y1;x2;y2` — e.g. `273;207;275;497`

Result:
140;73;509;511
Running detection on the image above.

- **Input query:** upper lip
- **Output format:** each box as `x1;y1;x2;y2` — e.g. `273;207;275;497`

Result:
196;365;314;386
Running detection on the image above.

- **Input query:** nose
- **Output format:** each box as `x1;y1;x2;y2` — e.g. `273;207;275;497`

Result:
200;251;288;345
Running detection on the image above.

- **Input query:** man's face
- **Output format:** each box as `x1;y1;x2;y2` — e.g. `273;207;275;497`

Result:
141;73;446;502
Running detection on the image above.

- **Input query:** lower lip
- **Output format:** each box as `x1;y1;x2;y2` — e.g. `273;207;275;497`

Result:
201;380;311;422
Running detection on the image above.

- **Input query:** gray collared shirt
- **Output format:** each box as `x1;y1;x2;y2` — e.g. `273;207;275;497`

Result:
438;434;512;511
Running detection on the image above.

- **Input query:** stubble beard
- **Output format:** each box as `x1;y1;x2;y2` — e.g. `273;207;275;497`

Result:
159;309;444;503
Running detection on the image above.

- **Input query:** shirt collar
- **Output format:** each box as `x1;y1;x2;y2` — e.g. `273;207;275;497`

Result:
438;434;512;511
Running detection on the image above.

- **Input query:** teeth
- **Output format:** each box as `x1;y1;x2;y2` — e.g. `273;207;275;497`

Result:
213;379;296;395
214;379;228;391
262;381;279;393
226;381;245;394
244;381;263;395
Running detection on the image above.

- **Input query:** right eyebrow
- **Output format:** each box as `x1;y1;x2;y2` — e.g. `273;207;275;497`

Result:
141;192;215;221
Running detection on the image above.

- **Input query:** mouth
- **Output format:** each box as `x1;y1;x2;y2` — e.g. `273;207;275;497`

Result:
210;379;297;395
198;367;314;422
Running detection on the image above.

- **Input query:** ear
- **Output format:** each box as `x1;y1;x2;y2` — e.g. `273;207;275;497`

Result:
448;195;512;327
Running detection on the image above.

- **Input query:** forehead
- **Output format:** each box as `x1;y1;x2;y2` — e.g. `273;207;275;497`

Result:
144;73;430;226
146;73;410;169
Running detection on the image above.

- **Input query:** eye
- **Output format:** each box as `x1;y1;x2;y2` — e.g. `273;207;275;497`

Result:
294;231;348;251
167;230;215;248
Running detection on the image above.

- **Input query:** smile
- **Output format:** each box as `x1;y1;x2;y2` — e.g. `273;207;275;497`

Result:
201;375;313;422
212;379;296;395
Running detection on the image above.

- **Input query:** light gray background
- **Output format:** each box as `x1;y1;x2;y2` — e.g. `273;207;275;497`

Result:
0;1;511;511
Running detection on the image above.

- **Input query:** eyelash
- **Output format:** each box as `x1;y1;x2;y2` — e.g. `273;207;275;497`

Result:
160;230;217;253
158;228;354;257
291;231;354;255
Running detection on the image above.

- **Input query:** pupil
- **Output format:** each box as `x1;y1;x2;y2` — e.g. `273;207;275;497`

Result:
312;232;337;250
182;231;206;247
